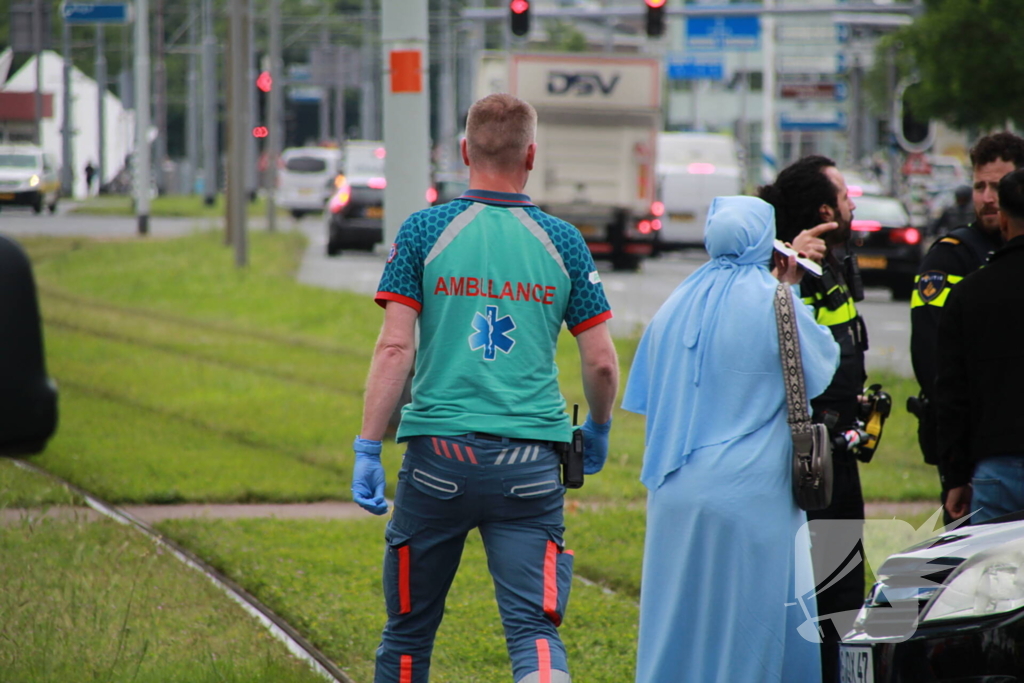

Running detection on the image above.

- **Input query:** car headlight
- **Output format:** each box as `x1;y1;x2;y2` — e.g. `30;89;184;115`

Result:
921;539;1024;623
29;174;40;187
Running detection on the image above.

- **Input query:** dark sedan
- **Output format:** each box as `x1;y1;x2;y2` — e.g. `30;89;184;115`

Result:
849;194;923;301
326;180;384;254
840;514;1024;683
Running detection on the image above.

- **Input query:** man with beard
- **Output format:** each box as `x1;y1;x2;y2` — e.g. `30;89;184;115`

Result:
759;156;865;683
910;132;1024;521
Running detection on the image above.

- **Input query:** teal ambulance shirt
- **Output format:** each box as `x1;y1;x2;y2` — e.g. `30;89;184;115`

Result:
375;190;612;443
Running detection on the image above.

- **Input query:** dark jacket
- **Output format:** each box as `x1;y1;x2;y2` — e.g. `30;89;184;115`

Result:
936;234;1024;489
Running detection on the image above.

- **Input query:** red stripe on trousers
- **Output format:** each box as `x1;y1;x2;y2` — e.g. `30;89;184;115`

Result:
400;654;413;683
431;437;441;456
465;446;478;464
536;639;551;683
440;440;452;459
543;541;560;626
452;443;465;462
398;545;412;614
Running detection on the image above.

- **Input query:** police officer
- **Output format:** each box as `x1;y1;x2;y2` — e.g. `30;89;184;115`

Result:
351;93;619;683
759;155;865;683
910;132;1024;520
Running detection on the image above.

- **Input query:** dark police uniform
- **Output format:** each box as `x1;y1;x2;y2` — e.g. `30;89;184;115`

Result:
910;222;1001;468
801;252;868;683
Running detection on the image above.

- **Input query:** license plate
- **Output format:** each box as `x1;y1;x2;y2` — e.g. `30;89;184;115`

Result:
576;224;601;238
364;205;383;219
0;193;15;200
298;187;314;196
669;212;695;222
839;645;874;683
857;255;888;270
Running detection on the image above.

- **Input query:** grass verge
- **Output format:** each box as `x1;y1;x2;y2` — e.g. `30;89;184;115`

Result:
67;194;290;219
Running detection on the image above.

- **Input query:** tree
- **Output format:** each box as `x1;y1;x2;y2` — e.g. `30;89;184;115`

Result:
894;0;1024;130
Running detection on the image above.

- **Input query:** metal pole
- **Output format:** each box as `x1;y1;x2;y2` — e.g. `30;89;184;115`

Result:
266;0;281;231
439;0;457;171
154;0;166;194
318;19;330;143
246;0;258;200
886;42;899;197
97;25;107;193
850;54;862;167
360;0;376;140
228;0;249;266
760;0;777;183
185;1;199;195
381;0;430;247
202;0;217;206
33;0;43;146
135;0;152;234
61;18;74;197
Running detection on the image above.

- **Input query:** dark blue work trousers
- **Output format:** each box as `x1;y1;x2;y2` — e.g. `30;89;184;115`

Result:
374;434;574;683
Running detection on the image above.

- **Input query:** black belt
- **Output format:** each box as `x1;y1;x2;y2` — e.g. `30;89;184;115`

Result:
471;433;561;448
473;432;506;442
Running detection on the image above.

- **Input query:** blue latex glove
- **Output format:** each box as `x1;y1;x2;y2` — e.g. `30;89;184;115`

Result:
581;415;612;475
352;437;388;515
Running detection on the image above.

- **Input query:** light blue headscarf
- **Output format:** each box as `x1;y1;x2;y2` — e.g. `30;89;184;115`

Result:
622;196;839;490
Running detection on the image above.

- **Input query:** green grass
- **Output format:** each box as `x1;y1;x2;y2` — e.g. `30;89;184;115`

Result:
0;516;327;683
68;194;290;219
0;459;80;508
159;517;640;683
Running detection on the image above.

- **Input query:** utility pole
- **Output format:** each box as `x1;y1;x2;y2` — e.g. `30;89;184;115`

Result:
318;19;330;143
201;0;218;206
360;0;377;140
246;0;258;200
438;0;457;171
227;0;250;266
381;0;430;246
154;0;167;194
33;0;43;146
185;0;199;195
135;0;152;235
97;25;107;192
61;18;74;197
760;0;777;183
266;0;282;231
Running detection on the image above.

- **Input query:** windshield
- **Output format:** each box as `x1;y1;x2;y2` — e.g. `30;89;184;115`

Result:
854;196;910;226
345;145;386;178
658;135;737;167
284;156;328;173
0;154;39;169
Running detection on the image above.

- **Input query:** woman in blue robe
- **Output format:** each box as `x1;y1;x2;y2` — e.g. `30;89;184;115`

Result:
623;196;839;683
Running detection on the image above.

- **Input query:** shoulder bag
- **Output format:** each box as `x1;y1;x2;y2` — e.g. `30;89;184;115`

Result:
774;284;833;511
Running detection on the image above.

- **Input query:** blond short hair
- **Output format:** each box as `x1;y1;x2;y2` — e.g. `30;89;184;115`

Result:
465;94;537;171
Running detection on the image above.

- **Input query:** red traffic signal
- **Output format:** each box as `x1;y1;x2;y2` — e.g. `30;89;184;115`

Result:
256;71;272;93
645;0;665;37
510;0;529;37
252;126;269;139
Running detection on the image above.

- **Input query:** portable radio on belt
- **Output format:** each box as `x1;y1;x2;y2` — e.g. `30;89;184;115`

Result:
560;404;585;489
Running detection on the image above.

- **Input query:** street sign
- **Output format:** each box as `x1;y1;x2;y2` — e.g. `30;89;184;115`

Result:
61;2;132;24
779;82;838;100
686;15;760;52
668;57;724;81
779;111;847;131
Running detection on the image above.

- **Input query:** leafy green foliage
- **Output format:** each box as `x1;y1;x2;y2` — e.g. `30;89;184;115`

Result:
895;0;1024;129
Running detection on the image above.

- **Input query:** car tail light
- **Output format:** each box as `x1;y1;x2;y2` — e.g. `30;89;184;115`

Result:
852;219;882;232
374;147;386;160
688;162;715;175
651;219;662;231
848;185;863;198
328;183;351;214
425;187;438;203
651;201;665;217
638;220;652;234
368;177;387;190
890;227;921;245
333;173;347;189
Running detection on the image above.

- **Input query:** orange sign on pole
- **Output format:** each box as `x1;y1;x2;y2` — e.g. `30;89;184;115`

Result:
390;50;422;94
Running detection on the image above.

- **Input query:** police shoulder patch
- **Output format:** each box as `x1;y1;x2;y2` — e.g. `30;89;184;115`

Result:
917;270;948;303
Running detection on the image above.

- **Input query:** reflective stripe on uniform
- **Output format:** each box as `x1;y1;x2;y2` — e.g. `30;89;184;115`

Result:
400;654;413;683
543;541;560;626
910;274;963;309
802;286;857;326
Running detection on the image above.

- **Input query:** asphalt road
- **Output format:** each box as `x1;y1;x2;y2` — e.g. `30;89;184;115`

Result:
1;207;914;377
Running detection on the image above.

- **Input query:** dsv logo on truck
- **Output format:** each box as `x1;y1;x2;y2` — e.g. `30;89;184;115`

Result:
546;71;620;96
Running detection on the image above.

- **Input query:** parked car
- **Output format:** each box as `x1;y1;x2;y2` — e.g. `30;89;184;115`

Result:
0;145;60;214
325;141;385;255
849;194;922;301
840;513;1024;683
276;146;342;219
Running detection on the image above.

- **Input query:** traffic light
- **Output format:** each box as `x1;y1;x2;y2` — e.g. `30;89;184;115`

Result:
894;80;935;153
510;0;530;38
254;70;271;139
645;0;666;38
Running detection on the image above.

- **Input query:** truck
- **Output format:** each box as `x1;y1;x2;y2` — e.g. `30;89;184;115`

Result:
479;52;662;271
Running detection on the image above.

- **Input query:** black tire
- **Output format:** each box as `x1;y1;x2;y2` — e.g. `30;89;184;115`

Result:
326;241;342;257
290;209;305;219
47;199;58;214
31;198;43;214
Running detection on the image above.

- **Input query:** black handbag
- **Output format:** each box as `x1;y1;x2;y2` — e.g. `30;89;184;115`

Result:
774;284;833;511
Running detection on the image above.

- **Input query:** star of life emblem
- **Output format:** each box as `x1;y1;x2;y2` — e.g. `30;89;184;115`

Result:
469;305;516;361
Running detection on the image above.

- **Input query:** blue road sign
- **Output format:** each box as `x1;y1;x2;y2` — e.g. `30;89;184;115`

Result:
686;15;760;52
62;2;131;24
668;57;724;81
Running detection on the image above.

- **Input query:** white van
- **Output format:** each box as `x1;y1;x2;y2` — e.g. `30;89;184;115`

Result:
276;146;342;218
656;132;743;249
